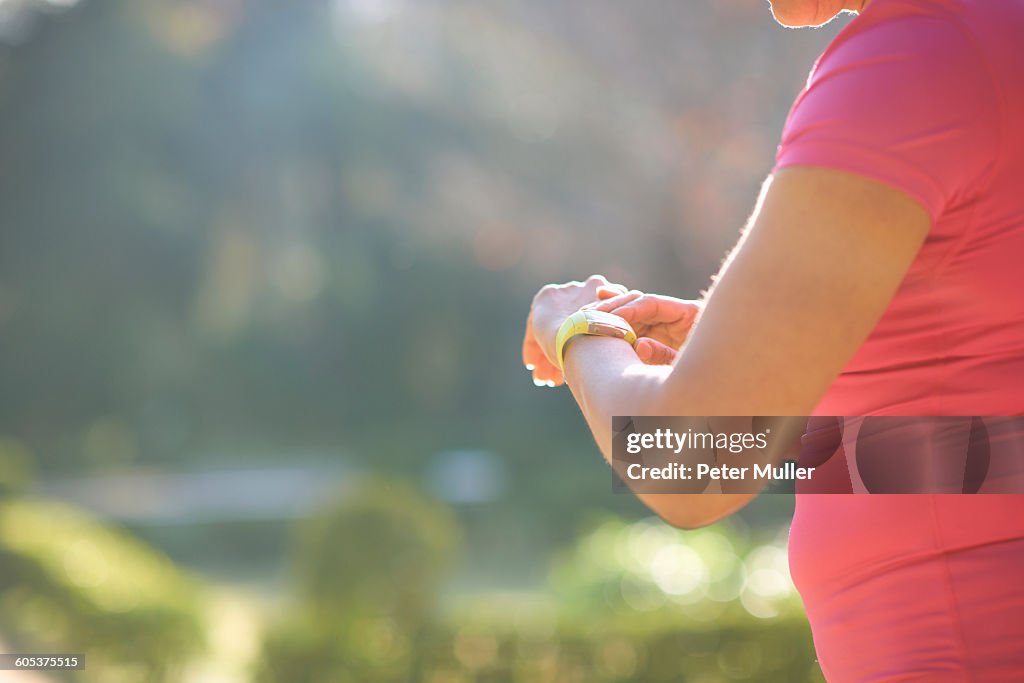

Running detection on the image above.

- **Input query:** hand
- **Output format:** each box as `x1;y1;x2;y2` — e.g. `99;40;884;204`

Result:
589;289;703;365
522;275;627;387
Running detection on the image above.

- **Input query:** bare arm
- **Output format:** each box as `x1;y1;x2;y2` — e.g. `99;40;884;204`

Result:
527;166;930;527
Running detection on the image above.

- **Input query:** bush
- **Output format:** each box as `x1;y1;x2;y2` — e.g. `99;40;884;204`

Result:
416;612;822;682
257;486;823;682
255;479;460;682
0;498;206;682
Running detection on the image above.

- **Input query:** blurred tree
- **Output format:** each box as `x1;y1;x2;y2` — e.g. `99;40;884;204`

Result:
0;2;838;676
0;0;839;472
256;478;459;682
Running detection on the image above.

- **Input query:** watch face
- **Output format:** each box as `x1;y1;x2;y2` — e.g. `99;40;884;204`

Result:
586;320;626;339
580;309;636;346
583;309;626;328
584;310;631;339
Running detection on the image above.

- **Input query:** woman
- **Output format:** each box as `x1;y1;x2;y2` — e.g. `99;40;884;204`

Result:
522;0;1024;680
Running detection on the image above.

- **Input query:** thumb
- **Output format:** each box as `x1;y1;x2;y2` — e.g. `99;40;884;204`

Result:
635;337;677;365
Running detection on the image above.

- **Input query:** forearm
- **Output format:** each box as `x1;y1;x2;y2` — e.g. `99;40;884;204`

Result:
561;335;671;462
561;335;754;528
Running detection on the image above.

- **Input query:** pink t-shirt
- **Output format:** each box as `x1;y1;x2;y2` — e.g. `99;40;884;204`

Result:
773;0;1024;680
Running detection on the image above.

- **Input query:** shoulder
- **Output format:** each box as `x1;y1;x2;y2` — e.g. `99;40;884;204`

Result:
777;0;1000;219
812;0;992;87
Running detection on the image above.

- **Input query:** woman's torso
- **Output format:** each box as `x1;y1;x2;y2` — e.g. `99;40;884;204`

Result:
781;1;1024;679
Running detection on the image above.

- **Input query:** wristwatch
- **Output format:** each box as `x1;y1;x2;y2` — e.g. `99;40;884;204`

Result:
555;309;638;372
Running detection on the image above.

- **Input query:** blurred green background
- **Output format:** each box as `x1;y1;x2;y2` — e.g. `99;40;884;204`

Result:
0;0;846;680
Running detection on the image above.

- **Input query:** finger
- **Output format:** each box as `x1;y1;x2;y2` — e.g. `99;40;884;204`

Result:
523;310;566;385
610;295;664;322
522;312;535;366
596;284;627;300
612;295;700;325
531;355;564;387
635;337;678;365
590;289;643;312
522;312;548;369
527;341;564;386
524;340;548;371
532;352;560;378
583;274;622;300
533;371;565;388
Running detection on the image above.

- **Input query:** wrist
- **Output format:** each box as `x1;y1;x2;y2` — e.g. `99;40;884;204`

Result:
561;332;636;375
533;311;571;363
541;321;564;365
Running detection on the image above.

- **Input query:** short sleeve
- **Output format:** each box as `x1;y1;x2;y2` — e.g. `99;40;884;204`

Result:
774;14;1000;221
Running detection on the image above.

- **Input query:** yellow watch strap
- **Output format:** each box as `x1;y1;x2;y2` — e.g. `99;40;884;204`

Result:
554;311;589;373
554;309;638;373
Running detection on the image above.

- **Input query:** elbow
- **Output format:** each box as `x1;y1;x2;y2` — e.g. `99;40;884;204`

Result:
642;493;752;530
658;508;725;530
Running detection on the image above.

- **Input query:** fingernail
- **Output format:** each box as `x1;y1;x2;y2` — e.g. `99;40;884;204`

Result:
533;378;547;387
525;363;535;371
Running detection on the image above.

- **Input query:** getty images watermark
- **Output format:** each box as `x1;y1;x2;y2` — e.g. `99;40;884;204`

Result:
611;416;1024;494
